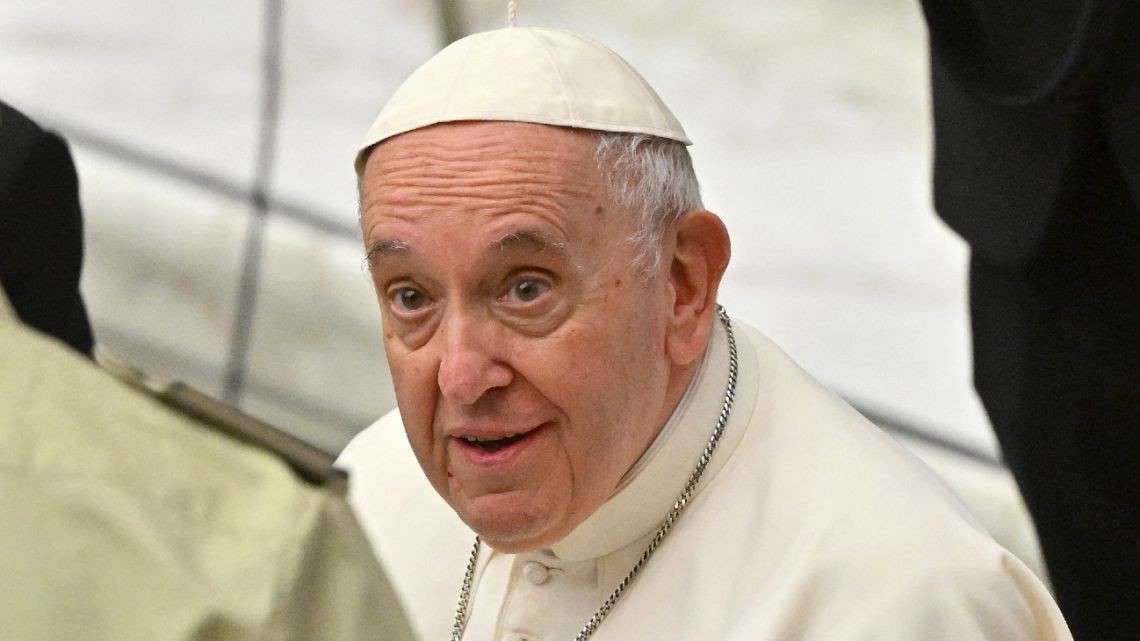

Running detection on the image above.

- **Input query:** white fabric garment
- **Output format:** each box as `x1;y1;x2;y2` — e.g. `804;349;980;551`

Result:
339;317;1071;641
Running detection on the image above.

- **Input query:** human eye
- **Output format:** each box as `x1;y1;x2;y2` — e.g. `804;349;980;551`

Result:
509;278;551;303
492;270;570;334
388;285;432;314
493;268;560;320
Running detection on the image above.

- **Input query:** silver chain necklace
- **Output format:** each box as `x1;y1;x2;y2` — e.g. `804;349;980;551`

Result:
450;305;739;641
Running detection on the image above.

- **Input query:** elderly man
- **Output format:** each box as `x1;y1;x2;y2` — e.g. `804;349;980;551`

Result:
339;28;1070;641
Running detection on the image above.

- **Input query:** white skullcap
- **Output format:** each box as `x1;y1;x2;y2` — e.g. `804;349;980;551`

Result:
355;27;690;172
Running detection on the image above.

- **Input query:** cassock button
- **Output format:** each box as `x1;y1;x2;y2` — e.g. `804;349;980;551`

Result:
522;561;551;585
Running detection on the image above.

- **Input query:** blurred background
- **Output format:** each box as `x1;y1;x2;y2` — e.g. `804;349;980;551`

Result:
0;0;986;460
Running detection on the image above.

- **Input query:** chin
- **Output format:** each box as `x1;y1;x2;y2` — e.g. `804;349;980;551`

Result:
478;528;564;554
457;493;571;552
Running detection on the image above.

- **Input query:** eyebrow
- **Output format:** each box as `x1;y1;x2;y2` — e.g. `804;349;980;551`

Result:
490;229;566;255
364;229;568;270
364;238;409;265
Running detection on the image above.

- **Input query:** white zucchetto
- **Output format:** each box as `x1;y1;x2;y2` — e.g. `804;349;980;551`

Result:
355;27;689;172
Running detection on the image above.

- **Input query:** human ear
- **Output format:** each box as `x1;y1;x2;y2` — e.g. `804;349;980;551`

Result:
664;210;731;365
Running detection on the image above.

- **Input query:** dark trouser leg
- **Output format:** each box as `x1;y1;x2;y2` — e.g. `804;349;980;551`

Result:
969;163;1140;641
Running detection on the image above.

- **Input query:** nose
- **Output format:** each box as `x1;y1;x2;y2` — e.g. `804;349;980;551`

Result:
436;308;514;405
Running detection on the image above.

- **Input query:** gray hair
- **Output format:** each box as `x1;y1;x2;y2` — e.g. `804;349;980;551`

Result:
593;132;703;275
357;130;703;275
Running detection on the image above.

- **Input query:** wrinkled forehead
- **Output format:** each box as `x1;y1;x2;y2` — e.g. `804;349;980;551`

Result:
358;121;641;279
360;121;606;205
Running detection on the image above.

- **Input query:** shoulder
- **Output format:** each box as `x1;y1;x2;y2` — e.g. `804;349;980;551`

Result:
741;544;1074;640
0;321;413;640
338;408;426;507
0;101;71;183
338;410;475;641
0;103;78;247
0;101;47;148
339;407;408;467
338;406;471;551
816;550;1069;640
0;319;349;559
733;319;974;513
3;320;344;517
718;322;1069;639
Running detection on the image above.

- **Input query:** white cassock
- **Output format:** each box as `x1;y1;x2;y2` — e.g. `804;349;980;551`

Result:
339;317;1071;641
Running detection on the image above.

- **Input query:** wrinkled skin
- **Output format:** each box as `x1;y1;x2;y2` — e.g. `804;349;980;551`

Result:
359;121;727;552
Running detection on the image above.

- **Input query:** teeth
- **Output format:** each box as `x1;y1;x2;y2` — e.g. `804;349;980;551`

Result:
462;432;519;443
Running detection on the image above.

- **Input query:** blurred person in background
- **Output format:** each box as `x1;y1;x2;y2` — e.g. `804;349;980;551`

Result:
920;3;1140;639
0;100;94;357
0;100;414;641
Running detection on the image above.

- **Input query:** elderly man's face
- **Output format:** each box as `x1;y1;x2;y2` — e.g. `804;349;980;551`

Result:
360;121;678;551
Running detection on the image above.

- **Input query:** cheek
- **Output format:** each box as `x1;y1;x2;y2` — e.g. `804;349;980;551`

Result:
384;324;431;399
582;295;670;426
537;330;633;449
386;353;441;460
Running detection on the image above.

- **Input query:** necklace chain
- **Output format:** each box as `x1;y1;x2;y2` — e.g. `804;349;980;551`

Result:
450;305;739;641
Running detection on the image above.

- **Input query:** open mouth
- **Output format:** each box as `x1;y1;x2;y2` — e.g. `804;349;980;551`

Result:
460;431;530;453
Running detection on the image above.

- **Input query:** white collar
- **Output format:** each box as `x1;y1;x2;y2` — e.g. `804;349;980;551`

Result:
611;343;709;493
546;317;758;563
